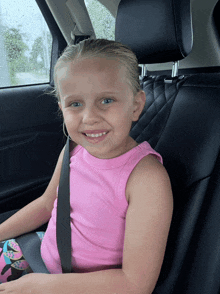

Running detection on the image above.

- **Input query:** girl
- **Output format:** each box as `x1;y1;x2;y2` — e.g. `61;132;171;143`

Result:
0;39;173;293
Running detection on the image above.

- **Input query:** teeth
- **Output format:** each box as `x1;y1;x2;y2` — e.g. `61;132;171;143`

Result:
85;132;107;138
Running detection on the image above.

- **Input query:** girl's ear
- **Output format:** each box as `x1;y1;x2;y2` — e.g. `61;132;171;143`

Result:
132;90;146;122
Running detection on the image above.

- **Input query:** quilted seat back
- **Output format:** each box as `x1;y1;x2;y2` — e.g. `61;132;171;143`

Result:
131;74;220;294
130;76;186;148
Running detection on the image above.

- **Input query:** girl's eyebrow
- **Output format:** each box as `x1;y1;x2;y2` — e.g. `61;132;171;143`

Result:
63;92;119;101
63;94;80;101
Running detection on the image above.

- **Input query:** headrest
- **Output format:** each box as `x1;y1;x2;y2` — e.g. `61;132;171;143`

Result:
115;0;193;64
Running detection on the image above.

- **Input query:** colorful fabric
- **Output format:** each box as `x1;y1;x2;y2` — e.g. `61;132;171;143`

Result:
41;141;163;274
0;232;44;283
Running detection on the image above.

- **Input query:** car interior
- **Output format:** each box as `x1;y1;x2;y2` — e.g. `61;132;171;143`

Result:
1;0;220;293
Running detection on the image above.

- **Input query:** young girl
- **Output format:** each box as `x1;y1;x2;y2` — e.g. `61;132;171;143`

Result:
0;39;173;293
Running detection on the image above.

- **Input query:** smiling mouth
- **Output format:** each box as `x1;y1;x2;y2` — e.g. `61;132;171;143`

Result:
83;131;108;138
82;131;109;143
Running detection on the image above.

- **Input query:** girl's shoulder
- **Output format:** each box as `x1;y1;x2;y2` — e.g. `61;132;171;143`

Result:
126;153;170;203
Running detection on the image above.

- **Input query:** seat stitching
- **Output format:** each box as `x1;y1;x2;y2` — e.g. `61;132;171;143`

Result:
135;91;176;137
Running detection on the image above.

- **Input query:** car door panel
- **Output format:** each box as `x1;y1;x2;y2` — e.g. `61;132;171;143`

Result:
0;84;64;213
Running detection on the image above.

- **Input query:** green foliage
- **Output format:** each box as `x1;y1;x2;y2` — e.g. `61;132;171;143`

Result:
3;27;29;85
3;25;52;86
29;33;52;74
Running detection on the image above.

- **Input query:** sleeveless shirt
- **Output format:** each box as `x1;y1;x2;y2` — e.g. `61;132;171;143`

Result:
41;141;163;273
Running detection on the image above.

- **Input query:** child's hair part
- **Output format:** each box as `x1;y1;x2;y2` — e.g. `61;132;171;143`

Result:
53;38;141;102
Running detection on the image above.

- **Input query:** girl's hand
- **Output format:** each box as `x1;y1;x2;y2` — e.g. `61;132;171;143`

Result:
0;273;54;294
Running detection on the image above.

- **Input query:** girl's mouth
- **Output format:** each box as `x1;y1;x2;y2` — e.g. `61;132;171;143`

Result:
83;131;109;143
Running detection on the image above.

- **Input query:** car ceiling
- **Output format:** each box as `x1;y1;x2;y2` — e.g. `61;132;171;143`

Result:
45;0;220;71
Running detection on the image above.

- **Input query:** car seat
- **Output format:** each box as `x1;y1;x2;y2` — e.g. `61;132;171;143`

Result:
115;0;220;293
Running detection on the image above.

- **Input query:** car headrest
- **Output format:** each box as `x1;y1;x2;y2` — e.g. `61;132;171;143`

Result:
115;0;193;64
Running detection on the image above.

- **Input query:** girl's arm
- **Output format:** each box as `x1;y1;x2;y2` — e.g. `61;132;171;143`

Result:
0;154;173;294
0;146;65;242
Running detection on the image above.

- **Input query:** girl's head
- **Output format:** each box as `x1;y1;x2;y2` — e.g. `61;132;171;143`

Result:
55;39;146;159
54;39;141;102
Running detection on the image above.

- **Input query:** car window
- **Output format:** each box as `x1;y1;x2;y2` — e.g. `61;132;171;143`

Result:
84;0;115;40
0;0;52;88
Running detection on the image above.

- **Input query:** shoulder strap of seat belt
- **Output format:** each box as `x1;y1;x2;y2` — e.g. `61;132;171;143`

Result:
56;136;72;273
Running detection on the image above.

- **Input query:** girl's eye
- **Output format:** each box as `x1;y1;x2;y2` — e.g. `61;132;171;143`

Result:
70;102;82;108
102;98;114;105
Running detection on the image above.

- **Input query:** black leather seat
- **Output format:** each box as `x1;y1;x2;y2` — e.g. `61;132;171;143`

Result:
116;0;220;293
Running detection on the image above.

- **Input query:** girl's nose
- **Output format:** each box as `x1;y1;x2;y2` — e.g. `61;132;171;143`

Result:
82;106;100;124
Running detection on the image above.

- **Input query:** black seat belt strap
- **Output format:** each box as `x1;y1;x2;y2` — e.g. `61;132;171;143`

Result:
56;136;72;273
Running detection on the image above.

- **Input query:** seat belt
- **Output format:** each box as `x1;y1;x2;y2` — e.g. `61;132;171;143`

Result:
16;137;72;274
16;232;50;274
56;136;72;273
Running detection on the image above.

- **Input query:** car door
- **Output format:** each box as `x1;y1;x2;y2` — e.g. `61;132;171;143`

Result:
0;0;66;214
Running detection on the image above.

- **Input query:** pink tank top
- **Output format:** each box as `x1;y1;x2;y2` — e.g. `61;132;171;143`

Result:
41;141;163;273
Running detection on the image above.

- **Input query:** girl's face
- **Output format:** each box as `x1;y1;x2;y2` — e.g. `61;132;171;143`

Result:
57;57;146;159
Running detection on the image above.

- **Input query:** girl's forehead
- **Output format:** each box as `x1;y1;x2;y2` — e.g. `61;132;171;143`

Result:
69;56;123;73
57;57;127;84
56;57;134;98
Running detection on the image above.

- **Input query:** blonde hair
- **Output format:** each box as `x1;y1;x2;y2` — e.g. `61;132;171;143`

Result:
53;38;141;102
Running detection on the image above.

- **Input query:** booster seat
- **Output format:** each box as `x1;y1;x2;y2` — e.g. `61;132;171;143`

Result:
116;0;220;293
